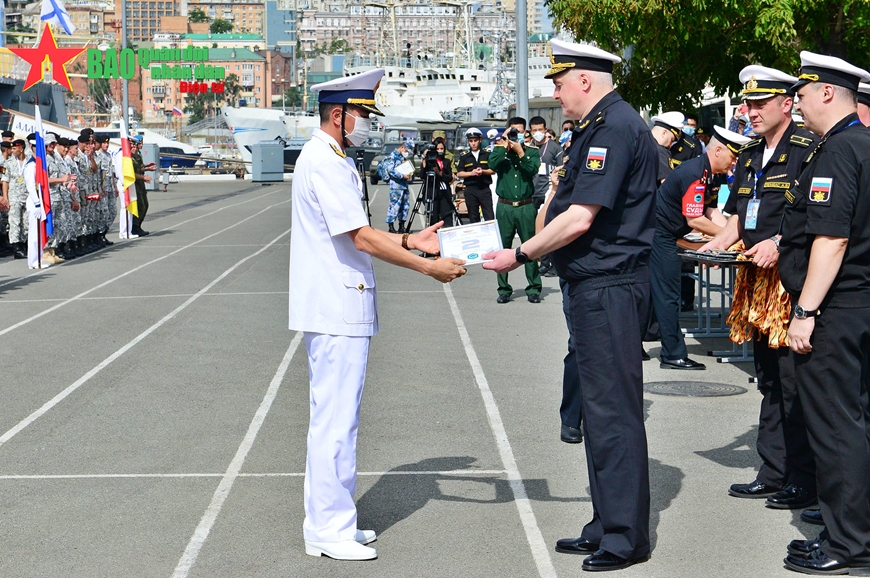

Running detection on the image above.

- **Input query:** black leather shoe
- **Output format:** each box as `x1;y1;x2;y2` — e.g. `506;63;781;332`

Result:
766;484;817;510
660;357;706;370
496;294;510;304
729;479;781;499
555;536;598;555
784;549;870;575
788;529;827;556
582;549;646;572
138;229;150;236
801;508;825;526
539;265;551;275
528;294;541;303
544;269;558;277
13;248;26;260
641;349;651;361
561;424;583;444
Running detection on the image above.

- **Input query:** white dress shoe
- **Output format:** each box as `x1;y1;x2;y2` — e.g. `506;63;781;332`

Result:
356;529;377;545
305;539;377;560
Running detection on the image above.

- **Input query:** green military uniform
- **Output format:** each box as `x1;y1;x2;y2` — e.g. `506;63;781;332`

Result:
489;143;542;298
131;150;148;231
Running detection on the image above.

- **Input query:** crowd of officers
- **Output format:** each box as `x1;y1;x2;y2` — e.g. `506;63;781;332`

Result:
0;128;152;266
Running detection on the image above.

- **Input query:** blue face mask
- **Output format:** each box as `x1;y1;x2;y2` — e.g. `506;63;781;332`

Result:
682;125;696;137
559;130;572;144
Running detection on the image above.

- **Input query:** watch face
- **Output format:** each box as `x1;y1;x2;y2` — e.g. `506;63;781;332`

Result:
795;305;806;318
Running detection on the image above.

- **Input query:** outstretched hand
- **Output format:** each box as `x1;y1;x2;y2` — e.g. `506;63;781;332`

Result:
482;248;520;273
414;220;445;254
428;257;467;283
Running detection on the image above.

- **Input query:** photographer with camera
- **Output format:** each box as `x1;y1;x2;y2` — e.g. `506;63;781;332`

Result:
489;117;542;303
420;137;456;227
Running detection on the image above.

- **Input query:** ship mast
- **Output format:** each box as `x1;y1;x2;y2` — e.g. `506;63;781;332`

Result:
364;0;400;67
433;0;473;70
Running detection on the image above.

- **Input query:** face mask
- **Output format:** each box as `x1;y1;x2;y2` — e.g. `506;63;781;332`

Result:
560;130;572;144
437;150;445;158
344;113;371;147
532;131;546;143
401;151;410;159
682;125;696;137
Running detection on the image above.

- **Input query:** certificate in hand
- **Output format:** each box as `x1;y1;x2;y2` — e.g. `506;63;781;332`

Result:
395;160;414;177
437;220;502;265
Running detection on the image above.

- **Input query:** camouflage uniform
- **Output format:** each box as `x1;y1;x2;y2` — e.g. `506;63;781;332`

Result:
0;161;8;238
76;149;99;236
2;155;30;243
63;152;82;243
97;149;116;233
45;150;69;248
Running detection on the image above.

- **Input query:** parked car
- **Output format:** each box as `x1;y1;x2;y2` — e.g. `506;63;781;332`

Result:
369;142;421;185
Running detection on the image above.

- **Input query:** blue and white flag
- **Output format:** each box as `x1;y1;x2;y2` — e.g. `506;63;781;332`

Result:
40;0;76;36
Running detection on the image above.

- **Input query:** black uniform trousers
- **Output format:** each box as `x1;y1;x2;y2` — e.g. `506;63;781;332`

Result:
559;279;581;429
753;334;815;490
132;184;149;228
463;186;494;223
791;305;870;565
649;229;688;360
568;269;650;560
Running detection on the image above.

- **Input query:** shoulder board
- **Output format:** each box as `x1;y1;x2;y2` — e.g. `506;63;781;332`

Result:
594;111;606;124
683;138;695;149
738;139;763;153
329;143;346;158
576;119;591;132
789;135;813;148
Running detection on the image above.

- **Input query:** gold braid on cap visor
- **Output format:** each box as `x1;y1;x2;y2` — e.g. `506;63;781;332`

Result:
742;87;787;95
347;98;377;105
798;73;820;82
546;54;576;76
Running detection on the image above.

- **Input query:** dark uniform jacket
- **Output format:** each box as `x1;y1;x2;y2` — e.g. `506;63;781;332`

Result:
670;132;703;166
655;154;719;239
456;149;492;190
780;114;870;308
545;91;658;281
724;122;817;249
657;144;674;182
132;152;146;196
489;143;540;202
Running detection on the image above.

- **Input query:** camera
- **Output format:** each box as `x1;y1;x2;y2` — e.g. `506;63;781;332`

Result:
506;127;520;143
424;143;438;164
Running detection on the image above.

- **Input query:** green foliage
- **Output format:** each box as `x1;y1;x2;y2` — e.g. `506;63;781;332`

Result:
310;38;350;56
545;0;870;110
184;73;243;123
209;18;233;34
189;8;210;23
7;23;36;45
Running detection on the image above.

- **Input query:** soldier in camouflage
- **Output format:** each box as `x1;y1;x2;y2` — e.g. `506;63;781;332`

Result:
95;135;116;244
63;139;85;257
2;139;30;259
76;134;101;252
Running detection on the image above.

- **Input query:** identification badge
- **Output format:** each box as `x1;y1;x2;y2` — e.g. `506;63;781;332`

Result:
538;163;547;175
745;198;760;230
808;177;832;205
585;147;607;171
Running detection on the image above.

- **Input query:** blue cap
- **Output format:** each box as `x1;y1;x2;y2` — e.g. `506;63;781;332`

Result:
311;68;385;116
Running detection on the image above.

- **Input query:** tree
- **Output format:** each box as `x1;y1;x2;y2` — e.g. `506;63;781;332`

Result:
223;73;243;107
545;0;870;110
277;86;303;107
189;8;210;23
7;23;36;45
210;18;233;34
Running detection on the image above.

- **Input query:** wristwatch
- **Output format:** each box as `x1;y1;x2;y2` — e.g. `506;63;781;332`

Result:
794;305;819;319
515;246;531;264
770;236;781;252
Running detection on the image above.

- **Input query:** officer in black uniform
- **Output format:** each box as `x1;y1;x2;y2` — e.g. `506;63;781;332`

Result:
703;66;819;508
651;125;751;369
778;52;870;576
669;114;703;167
650;111;684;184
484;38;658;572
455;128;494;222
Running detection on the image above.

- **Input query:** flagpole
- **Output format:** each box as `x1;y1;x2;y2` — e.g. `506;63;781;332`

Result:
121;0;129;128
35;91;42;270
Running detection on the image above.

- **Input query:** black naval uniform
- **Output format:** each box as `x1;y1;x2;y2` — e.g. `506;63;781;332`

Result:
546;90;658;560
456;149;493;222
724;122;818;494
650;154;719;360
670;132;704;309
779;113;870;567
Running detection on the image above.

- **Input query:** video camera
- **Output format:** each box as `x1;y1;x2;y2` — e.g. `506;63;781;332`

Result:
424;143;439;165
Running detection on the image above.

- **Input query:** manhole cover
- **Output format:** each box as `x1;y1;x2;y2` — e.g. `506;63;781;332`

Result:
643;381;747;397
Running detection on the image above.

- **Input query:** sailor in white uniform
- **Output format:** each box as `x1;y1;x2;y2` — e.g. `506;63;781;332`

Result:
289;68;467;561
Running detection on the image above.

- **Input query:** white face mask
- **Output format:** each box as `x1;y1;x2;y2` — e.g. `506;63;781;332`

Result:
401;151;410;158
344;113;371;147
532;131;546;143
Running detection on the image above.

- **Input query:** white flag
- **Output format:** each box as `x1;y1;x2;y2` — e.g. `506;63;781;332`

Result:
40;0;76;35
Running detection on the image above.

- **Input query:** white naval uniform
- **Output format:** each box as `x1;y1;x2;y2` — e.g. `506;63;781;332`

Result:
289;128;378;543
24;160;44;267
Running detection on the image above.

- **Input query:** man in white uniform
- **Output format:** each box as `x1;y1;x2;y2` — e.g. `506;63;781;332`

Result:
289;68;467;561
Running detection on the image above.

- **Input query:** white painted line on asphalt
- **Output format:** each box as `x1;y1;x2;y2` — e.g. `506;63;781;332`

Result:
0;292;287;304
0;469;507;480
0;199;290;337
0;229;292;450
0;189;284;291
170;331;303;578
442;284;558;578
378;290;444;294
126;244;292;249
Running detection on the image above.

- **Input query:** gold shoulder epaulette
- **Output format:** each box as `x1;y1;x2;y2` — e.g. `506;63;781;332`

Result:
594;111;606;124
739;139;763;153
790;135;813;148
330;143;346;158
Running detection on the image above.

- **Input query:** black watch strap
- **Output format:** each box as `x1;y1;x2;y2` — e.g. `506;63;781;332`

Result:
515;246;530;264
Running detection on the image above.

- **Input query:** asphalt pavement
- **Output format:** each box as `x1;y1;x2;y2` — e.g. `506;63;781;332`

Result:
0;179;819;577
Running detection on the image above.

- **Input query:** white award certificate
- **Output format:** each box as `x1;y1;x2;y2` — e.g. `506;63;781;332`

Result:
437;220;503;265
395;160;414;177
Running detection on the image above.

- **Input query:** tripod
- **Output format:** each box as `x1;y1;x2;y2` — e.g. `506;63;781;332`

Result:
355;150;372;225
405;170;463;234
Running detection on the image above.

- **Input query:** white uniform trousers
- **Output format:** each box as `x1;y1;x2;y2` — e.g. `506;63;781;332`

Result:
119;206;134;238
302;332;370;543
26;207;43;267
